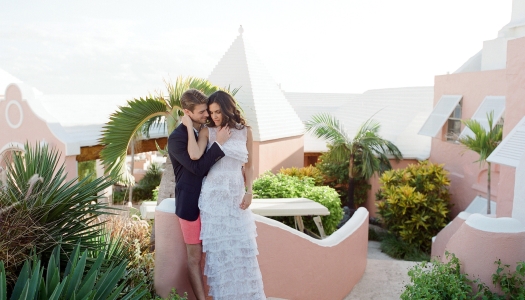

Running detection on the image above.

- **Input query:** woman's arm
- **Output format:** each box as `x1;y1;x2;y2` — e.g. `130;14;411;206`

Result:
182;115;208;160
240;126;254;210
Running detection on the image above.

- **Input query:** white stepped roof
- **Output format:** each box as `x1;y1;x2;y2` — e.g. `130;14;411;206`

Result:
208;28;304;142
286;87;434;160
40;94;167;147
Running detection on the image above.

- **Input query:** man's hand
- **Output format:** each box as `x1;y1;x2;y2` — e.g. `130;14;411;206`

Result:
216;125;231;145
181;114;193;128
240;193;252;210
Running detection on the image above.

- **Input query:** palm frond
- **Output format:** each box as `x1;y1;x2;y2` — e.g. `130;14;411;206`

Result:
99;97;168;183
459;110;502;165
305;113;350;145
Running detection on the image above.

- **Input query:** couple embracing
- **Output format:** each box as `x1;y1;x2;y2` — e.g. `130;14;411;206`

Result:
167;89;266;300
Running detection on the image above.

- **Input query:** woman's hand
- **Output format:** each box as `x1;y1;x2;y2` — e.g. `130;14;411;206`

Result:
181;114;193;128
240;193;252;210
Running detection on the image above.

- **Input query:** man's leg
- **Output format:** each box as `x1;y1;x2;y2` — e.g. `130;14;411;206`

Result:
186;243;206;300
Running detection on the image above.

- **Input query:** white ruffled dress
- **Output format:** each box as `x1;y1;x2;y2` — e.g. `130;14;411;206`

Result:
199;126;266;300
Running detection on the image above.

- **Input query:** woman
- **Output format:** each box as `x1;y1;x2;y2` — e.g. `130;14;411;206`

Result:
181;90;265;300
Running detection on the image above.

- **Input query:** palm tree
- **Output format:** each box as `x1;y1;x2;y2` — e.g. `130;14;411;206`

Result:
458;111;503;214
99;76;225;202
305;113;403;209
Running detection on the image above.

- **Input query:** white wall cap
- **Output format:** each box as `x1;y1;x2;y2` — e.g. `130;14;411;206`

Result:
156;198;175;213
457;212;472;220
253;207;368;247
465;213;525;233
464;195;497;215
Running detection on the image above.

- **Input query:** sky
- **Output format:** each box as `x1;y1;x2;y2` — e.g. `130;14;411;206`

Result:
0;0;514;95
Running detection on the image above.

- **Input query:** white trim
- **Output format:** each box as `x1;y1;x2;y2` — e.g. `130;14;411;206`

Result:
487;116;525;167
459;96;505;139
465;214;525;233
5;100;23;129
418;95;463;137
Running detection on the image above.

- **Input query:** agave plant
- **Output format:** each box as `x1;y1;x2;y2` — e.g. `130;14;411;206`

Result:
0;143;117;283
0;243;147;300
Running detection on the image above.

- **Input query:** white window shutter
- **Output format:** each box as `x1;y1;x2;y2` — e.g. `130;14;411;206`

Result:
418;95;463;137
487;116;525;167
459;96;505;139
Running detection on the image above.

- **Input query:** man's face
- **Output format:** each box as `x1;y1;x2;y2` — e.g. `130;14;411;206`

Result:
185;104;209;125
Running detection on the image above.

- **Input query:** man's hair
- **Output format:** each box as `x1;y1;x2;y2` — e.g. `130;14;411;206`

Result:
180;89;208;112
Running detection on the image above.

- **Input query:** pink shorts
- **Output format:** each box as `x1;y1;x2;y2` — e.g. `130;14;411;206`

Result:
178;215;201;244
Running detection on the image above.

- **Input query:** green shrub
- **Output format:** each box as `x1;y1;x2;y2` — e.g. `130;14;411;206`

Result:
401;252;474;299
252;172;343;235
376;161;451;252
114;163;162;204
279;166;325;186
155;288;188;300
380;232;430;262
78;160;97;184
0;243;146;300
315;154;370;207
402;253;525;299
477;260;525;299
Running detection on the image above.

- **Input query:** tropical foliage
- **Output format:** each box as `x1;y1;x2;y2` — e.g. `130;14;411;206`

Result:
253;172;343;235
305;113;402;208
376;161;451;252
0;243;146;300
315;151;371;207
0;143;116;284
278;166;325;186
458;111;503;214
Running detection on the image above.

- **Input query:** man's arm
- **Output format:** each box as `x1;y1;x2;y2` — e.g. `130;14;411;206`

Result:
169;132;224;177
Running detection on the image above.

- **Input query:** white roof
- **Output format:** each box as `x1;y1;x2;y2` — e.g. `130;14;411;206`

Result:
39;94;167;147
337;87;434;160
208;28;304;142
287;87;434;160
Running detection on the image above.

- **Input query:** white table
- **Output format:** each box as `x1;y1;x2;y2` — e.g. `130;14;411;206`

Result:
250;198;330;237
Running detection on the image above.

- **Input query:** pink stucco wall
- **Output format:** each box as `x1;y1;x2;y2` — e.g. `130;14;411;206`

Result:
431;69;508;217
1;85;77;181
154;199;369;300
253;135;304;176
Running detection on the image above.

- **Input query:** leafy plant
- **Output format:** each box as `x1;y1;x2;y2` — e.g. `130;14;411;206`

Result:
0;243;146;300
316;153;371;207
458;111;503;214
306;114;402;208
279;166;325;186
376;160;451;252
401;252;474;299
379;232;430;261
78;160;97;184
477;260;525;299
154;288;188;300
252;172;343;235
0;143;116;284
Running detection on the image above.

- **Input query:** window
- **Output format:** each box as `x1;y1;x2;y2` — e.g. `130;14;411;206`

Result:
418;95;463;138
446;100;462;141
459;96;505;139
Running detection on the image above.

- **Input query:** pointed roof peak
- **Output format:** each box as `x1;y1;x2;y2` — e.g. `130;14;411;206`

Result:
208;28;303;142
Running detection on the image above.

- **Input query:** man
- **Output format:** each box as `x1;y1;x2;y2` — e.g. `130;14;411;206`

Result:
168;89;230;300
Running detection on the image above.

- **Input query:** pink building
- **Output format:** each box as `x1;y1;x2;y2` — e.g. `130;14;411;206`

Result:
427;0;525;291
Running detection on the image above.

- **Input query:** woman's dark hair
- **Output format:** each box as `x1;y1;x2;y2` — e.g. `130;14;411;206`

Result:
206;91;246;129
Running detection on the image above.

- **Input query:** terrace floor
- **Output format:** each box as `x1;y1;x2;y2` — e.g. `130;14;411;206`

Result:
344;241;418;299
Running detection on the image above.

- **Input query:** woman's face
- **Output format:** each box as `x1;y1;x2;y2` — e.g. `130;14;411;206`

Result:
209;102;223;126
